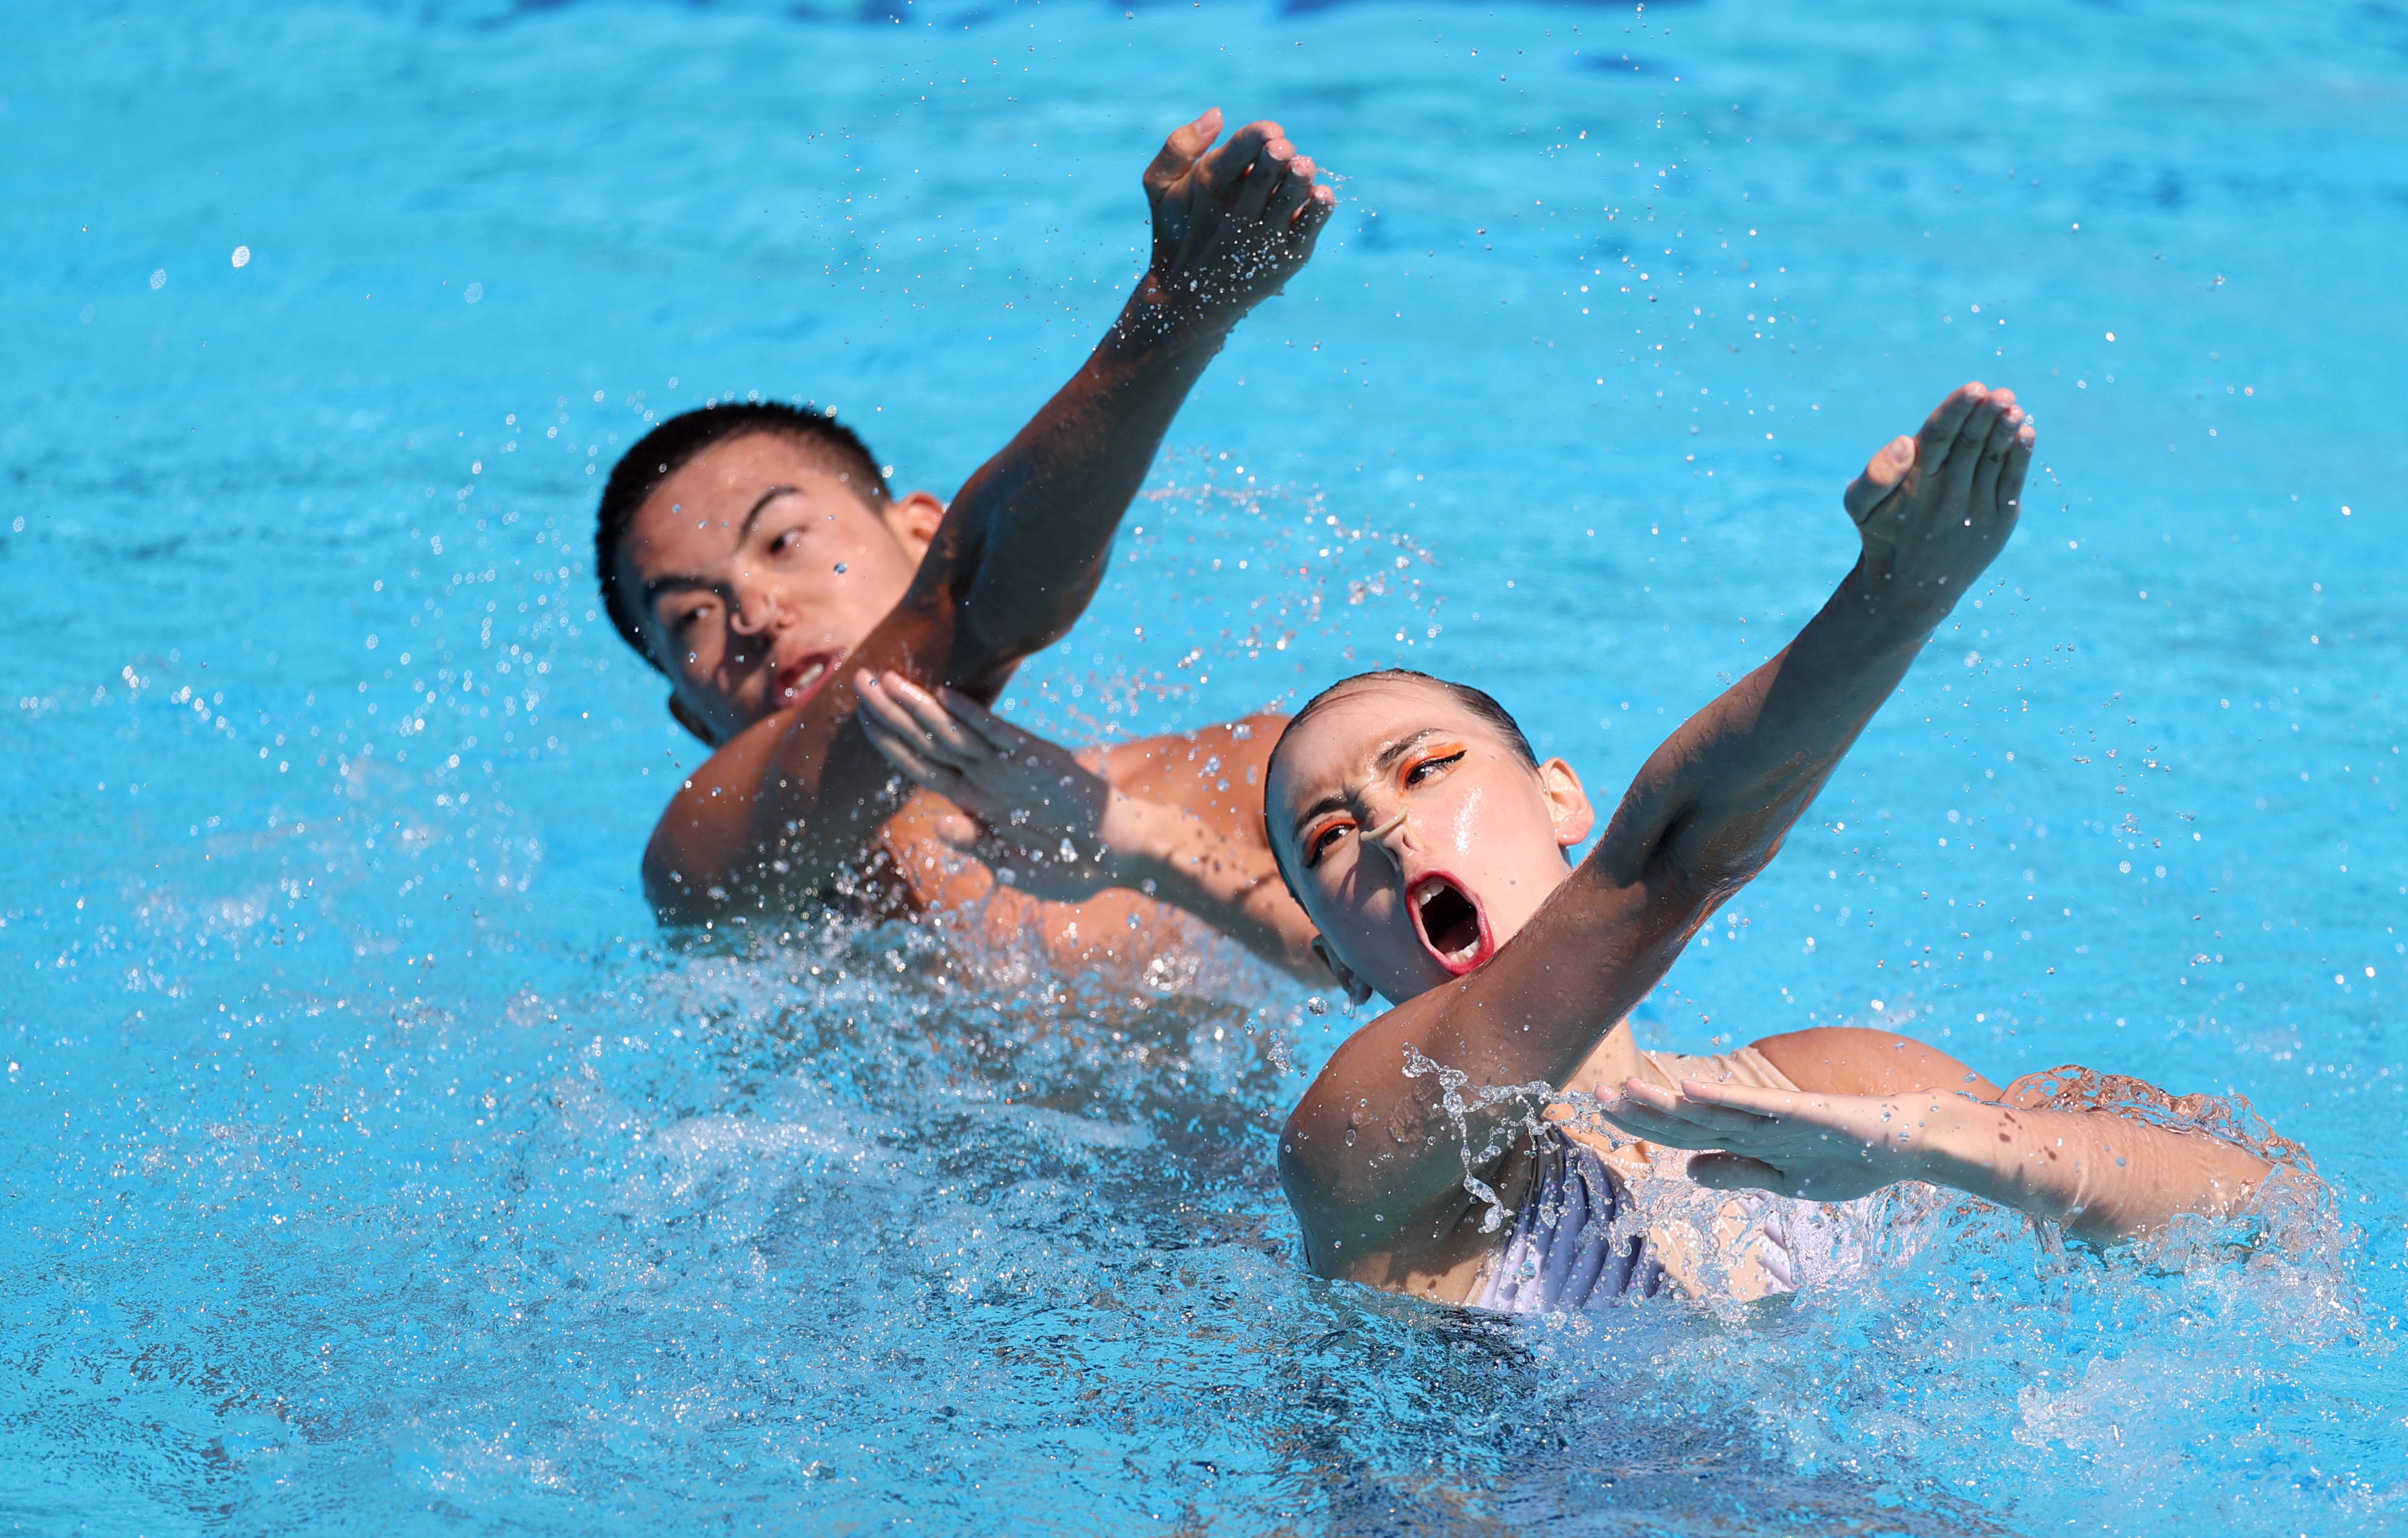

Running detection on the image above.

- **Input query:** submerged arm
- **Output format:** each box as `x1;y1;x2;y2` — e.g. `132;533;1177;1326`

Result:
1281;384;2038;1273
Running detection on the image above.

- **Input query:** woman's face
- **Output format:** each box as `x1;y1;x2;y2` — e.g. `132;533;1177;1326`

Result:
1268;678;1594;1005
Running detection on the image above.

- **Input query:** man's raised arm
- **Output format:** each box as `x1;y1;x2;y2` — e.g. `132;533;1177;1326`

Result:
933;110;1336;688
643;112;1334;921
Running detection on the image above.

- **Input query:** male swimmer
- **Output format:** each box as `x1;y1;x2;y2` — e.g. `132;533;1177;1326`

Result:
862;384;2279;1309
595;111;1331;981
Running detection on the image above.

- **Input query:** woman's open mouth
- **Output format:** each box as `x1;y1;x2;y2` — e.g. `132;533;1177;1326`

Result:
1409;874;1492;975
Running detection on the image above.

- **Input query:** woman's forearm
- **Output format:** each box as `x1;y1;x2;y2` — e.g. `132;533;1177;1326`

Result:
1920;1099;2270;1239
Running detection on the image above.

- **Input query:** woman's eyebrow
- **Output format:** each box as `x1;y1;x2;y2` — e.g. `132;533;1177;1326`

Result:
1370;729;1439;774
1287;730;1440;839
1291;791;1350;838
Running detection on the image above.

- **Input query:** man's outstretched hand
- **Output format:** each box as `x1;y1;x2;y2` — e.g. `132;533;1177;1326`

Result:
1132;108;1338;344
1842;382;2035;623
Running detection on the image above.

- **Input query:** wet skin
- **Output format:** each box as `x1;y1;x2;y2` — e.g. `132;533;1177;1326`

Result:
1263;384;2272;1301
622;109;1336;972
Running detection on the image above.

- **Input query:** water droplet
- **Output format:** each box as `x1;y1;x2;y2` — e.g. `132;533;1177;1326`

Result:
834;562;848;574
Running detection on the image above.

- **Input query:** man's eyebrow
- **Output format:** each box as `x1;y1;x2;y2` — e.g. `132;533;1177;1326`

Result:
736;484;800;544
637;486;802;607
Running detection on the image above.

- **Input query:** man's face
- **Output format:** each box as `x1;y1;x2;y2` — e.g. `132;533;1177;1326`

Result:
614;432;942;745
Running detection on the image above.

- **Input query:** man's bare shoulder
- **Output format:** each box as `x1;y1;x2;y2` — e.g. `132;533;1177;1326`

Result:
640;701;831;917
1093;712;1289;839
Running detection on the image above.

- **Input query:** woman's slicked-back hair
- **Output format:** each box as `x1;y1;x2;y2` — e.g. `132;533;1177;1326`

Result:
593;402;892;671
1263;669;1540;887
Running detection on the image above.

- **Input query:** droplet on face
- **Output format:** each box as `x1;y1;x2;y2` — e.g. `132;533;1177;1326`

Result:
834;563;848;574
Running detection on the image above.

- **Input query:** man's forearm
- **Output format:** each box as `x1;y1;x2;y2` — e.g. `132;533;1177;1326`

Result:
939;287;1234;685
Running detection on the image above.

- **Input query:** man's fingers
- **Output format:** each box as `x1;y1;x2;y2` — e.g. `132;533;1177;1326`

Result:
1230;137;1296;218
1296;180;1339;233
1940;390;2009;505
1263;151;1317;221
1199;120;1282;197
854;670;928;743
1969;402;2026;512
863;720;955;792
1841;435;1916;523
876;670;986;766
1143;106;1221;197
931;812;990;851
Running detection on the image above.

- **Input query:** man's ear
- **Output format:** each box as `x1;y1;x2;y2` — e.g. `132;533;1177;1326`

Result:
881;491;947;567
1538;756;1596;850
668;693;719;747
1310;937;1376;1008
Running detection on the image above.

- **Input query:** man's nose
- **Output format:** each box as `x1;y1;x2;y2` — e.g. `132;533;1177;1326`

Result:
726;577;785;638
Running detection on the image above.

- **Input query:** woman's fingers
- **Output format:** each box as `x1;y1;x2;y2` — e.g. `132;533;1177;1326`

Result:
862;716;957;792
1683;1152;1789;1194
1842;434;1917;525
1968;400;2025;515
878;672;988;764
858;670;985;768
937;686;1035;758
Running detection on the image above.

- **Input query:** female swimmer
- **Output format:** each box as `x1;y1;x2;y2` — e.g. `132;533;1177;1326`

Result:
855;382;2274;1308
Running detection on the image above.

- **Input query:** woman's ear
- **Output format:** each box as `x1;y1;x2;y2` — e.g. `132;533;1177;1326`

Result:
1538;757;1595;850
1310;936;1376;1008
881;491;947;566
668;693;719;747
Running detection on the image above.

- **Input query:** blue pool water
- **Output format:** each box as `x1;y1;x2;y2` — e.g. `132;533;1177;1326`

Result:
7;0;2408;1530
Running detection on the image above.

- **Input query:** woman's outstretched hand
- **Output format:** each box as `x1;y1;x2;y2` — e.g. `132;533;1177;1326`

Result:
855;669;1137;902
1600;1071;2273;1238
1600;1076;1945;1204
1841;382;2035;622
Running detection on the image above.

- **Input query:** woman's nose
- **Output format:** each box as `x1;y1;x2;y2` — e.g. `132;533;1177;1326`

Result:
1360;807;1412;861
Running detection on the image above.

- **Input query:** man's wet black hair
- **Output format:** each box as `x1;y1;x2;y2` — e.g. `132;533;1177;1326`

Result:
1263;669;1540;887
593;402;892;671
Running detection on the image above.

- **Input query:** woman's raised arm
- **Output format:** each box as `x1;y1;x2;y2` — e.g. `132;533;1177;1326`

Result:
1281;384;2039;1278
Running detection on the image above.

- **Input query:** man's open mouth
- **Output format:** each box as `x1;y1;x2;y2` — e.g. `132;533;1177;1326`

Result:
774;652;839;709
1409;874;1491;974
